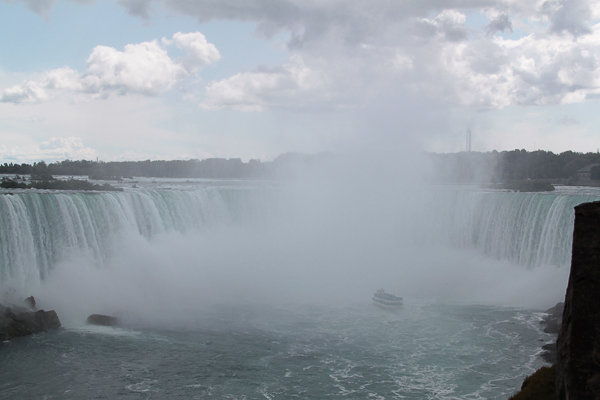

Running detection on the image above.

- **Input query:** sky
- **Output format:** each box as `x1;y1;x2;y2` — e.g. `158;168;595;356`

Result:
0;0;599;163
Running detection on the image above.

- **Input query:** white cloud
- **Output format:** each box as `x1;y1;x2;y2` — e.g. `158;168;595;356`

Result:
412;22;600;109
195;3;600;112
0;136;98;163
421;9;469;42
1;67;82;104
486;14;513;35
5;0;600;131
39;137;96;155
0;94;206;163
82;41;185;96
161;32;221;73
202;55;330;111
0;32;220;104
499;28;600;105
542;0;593;36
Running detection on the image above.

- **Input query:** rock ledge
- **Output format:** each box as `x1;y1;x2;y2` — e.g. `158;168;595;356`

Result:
0;303;61;341
87;314;120;327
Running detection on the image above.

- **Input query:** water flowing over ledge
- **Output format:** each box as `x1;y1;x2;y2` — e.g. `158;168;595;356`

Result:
0;186;275;286
420;189;600;268
1;184;599;289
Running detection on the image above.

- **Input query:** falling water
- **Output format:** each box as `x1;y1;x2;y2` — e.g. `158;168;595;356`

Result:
1;184;597;287
1;181;596;399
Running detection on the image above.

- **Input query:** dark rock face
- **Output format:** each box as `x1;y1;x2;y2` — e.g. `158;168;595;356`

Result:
0;304;61;341
541;342;557;364
540;302;564;363
87;314;120;327
542;302;564;334
556;201;600;400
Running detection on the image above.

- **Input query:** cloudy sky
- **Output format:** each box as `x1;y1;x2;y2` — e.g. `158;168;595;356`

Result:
0;0;599;163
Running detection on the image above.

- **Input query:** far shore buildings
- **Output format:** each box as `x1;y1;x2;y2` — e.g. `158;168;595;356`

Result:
576;164;600;181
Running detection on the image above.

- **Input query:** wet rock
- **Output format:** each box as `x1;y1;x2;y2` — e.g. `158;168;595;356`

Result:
0;303;61;341
541;302;564;334
541;342;557;364
24;296;36;310
87;314;120;327
556;201;600;400
538;302;563;364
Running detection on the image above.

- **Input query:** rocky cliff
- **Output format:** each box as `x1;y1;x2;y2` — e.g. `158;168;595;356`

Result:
556;201;600;400
540;302;563;363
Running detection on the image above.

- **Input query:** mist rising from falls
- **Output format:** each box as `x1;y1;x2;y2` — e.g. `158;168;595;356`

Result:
0;183;597;315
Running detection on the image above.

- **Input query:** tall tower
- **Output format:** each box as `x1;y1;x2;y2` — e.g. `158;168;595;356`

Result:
466;128;472;152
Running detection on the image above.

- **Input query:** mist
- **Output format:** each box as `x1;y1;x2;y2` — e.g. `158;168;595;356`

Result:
0;150;566;328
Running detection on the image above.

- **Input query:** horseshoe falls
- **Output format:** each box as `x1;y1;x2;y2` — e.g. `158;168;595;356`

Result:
1;180;597;399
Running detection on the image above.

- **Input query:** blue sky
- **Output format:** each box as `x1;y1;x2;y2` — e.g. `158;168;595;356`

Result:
0;0;599;163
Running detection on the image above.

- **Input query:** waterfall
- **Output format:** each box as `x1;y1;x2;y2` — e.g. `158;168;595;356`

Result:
0;185;598;289
0;187;274;286
421;189;600;267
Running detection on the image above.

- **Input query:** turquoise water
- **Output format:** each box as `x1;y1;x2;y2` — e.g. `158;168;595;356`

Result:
1;181;594;399
1;301;550;399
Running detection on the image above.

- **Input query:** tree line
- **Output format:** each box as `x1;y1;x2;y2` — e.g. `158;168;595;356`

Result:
0;159;263;179
1;150;598;183
428;149;600;183
0;153;330;180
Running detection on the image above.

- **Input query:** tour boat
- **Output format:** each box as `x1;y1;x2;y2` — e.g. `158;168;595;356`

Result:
373;289;403;309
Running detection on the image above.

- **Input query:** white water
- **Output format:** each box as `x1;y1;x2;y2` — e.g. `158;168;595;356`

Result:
0;182;275;284
1;181;598;316
416;187;598;267
2;179;595;399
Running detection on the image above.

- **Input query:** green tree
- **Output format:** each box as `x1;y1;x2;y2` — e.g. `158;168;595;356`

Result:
590;165;600;180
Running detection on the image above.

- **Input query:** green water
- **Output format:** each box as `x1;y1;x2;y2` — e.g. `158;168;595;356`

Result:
0;301;551;399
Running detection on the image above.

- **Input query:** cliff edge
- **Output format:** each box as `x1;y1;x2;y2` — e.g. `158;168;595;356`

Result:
556;201;600;399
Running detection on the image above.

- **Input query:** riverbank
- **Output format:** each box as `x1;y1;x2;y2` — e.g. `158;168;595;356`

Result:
1;176;122;191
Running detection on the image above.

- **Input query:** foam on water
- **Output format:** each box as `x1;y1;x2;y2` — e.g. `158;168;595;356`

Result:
66;324;143;338
0;181;594;398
